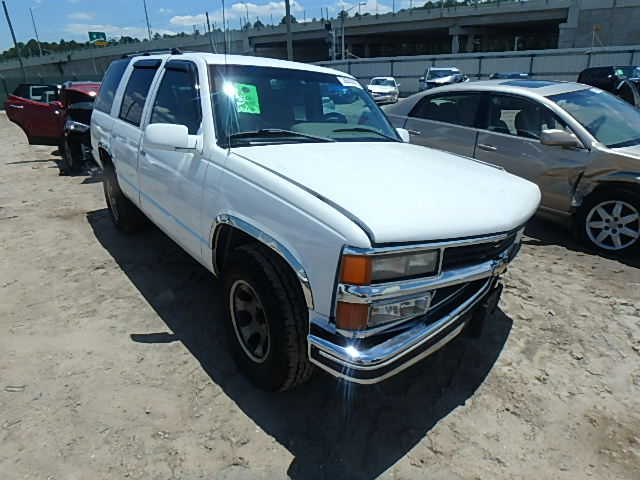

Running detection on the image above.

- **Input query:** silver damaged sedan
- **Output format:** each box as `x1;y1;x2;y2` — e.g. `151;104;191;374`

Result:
384;80;640;256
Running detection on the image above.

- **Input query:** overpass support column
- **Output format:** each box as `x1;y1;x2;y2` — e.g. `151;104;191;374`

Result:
452;34;460;54
364;42;371;58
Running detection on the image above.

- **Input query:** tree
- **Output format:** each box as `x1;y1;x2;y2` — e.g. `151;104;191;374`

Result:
280;15;298;24
253;19;265;28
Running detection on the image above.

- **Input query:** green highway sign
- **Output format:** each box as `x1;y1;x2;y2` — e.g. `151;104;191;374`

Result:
88;31;107;46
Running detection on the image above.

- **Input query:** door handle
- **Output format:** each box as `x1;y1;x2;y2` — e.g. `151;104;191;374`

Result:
408;129;421;135
8;104;23;109
477;143;498;151
139;150;146;156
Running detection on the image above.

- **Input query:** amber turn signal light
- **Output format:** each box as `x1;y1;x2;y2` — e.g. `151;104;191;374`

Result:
335;302;370;331
339;255;372;285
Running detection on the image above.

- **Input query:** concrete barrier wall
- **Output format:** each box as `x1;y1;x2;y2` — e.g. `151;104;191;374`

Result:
317;45;640;94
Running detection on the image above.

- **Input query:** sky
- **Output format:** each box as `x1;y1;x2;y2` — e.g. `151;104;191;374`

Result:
0;0;408;52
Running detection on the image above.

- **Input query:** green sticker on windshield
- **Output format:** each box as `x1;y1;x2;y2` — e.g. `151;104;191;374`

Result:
616;69;625;76
235;83;260;114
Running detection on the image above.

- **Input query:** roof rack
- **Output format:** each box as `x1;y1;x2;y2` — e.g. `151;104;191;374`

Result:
121;48;186;59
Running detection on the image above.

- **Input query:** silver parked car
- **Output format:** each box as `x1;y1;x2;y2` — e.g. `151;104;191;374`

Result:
384;80;640;256
366;77;400;104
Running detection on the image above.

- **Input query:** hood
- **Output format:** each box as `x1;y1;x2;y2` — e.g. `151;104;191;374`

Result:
609;144;640;158
367;85;397;93
231;142;540;244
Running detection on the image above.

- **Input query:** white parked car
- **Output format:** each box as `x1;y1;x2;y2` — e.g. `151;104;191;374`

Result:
366;77;400;104
91;51;540;391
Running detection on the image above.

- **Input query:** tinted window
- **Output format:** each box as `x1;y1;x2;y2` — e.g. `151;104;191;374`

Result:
409;93;482;128
118;62;159;126
94;58;131;113
13;84;59;102
486;94;567;139
150;64;202;135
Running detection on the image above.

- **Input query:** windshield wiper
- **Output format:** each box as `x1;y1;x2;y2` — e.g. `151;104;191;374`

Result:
227;128;336;144
332;127;400;142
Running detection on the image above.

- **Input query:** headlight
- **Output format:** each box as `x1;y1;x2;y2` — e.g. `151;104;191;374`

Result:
340;250;439;285
336;293;432;330
65;120;89;132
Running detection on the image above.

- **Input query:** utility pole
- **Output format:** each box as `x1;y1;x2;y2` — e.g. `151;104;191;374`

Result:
29;7;43;56
222;0;228;54
245;3;250;28
2;1;26;81
206;12;217;53
142;0;152;41
285;0;293;60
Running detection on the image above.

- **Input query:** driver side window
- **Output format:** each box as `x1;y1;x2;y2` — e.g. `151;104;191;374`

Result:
486;94;570;140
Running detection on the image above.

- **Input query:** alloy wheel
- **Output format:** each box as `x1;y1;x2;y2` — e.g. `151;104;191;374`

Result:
585;200;640;250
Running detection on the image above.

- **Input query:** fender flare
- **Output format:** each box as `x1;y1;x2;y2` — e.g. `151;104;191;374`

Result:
210;214;314;310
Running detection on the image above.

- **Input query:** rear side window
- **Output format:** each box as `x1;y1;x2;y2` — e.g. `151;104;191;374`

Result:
409;93;482;128
118;60;160;126
94;58;131;113
149;62;202;135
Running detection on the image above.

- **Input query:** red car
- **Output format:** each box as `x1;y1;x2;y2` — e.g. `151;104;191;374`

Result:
5;81;101;174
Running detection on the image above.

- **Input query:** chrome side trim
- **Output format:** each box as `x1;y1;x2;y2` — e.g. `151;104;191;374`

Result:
211;214;314;310
338;257;506;305
308;279;491;383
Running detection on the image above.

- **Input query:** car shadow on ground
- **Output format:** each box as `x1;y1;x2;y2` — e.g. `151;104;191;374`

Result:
523;217;640;268
87;208;513;480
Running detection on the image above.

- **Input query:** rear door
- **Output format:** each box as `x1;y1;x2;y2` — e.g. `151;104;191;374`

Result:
5;84;64;145
91;58;132;167
138;60;206;259
474;93;589;214
110;59;161;201
403;91;483;157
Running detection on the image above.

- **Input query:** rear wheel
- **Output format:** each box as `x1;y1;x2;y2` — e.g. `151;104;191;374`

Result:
103;164;148;233
222;243;313;391
574;188;640;256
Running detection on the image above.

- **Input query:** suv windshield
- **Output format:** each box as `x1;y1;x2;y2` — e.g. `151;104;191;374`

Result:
549;88;640;148
371;78;395;87
427;69;456;80
616;66;640;78
210;65;399;147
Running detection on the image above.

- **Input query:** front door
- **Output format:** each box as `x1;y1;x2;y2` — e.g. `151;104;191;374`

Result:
402;91;483;157
5;84;63;145
138;60;207;260
474;93;590;214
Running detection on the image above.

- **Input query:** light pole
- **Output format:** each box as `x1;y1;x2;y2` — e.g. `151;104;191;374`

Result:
29;6;43;57
341;2;366;60
285;0;293;60
142;0;152;41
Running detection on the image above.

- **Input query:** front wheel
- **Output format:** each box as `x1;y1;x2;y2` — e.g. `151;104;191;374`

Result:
574;188;640;256
222;244;313;391
62;139;82;174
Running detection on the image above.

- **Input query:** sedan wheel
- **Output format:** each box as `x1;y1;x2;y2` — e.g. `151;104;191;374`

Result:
585;200;639;251
576;189;640;256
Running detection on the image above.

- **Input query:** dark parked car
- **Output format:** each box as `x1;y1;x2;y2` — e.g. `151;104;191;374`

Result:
4;81;100;174
490;72;530;80
577;66;640;107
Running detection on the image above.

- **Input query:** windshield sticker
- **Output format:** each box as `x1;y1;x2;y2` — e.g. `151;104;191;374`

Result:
234;83;260;114
616;69;625;76
337;76;363;89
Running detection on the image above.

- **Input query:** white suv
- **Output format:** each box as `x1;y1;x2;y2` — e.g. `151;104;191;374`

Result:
91;51;540;391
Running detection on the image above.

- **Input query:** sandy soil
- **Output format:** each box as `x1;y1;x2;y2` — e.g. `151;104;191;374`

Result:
1;113;639;480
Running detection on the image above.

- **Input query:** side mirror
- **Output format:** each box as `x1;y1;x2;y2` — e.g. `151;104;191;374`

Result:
396;83;401;87
540;129;583;149
463;75;469;82
49;100;63;108
143;123;196;152
419;76;425;82
396;127;410;143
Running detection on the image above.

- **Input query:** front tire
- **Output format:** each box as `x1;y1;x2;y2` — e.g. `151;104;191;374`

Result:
222;244;313;391
103;164;148;233
62;139;82;174
574;188;640;256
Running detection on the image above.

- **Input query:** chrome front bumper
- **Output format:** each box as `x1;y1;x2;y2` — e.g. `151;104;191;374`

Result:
307;234;520;384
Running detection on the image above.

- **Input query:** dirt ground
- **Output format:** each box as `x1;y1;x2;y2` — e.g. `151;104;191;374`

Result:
1;112;639;480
